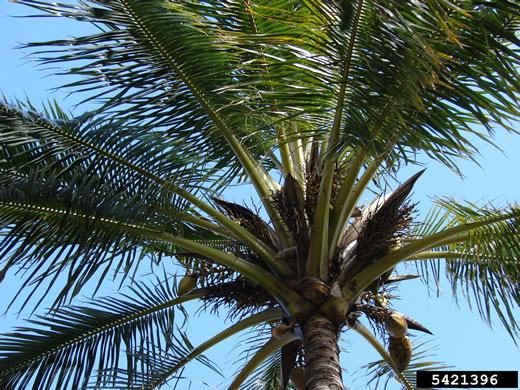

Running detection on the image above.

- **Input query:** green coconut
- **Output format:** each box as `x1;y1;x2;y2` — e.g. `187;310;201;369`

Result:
178;274;197;296
385;312;408;338
388;336;412;371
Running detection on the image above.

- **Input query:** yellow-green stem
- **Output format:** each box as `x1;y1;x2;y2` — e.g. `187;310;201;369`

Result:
409;250;463;260
278;124;295;177
306;173;332;279
410;249;518;264
176;214;228;235
306;0;366;280
288;121;307;189
327;151;366;253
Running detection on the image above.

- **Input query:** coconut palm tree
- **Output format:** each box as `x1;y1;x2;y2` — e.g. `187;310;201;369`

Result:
1;0;520;389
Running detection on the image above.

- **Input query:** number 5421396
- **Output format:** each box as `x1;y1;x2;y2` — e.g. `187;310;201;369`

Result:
416;371;518;388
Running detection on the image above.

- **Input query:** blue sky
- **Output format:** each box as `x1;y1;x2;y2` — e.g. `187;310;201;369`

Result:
1;2;519;389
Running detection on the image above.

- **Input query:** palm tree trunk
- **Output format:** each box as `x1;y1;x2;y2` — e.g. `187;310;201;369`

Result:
302;313;344;389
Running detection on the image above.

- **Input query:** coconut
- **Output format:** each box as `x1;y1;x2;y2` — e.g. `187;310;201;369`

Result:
388;336;412;371
385;312;408;338
374;295;388;308
177;275;197;296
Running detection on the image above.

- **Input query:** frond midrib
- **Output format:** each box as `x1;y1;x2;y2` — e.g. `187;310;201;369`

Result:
0;103;172;189
0;292;205;378
0;200;160;234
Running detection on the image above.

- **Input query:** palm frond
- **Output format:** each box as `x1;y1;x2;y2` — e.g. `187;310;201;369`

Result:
412;200;520;341
374;2;518;167
86;338;195;390
86;308;282;389
349;319;413;389
0;99;256;309
235;336;302;390
0;100;203;192
299;0;520;173
240;348;283;390
215;0;339;124
158;308;284;390
16;0;281;190
229;320;291;390
0;153;181;310
88;330;221;390
0;276;205;390
0;181;177;309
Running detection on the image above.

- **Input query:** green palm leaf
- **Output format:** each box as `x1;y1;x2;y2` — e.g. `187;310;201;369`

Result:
0;276;205;390
333;0;520;170
17;0;280;192
240;348;285;390
412;200;520;340
231;327;299;390
0;101;191;307
0;100;207;193
87;333;219;390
